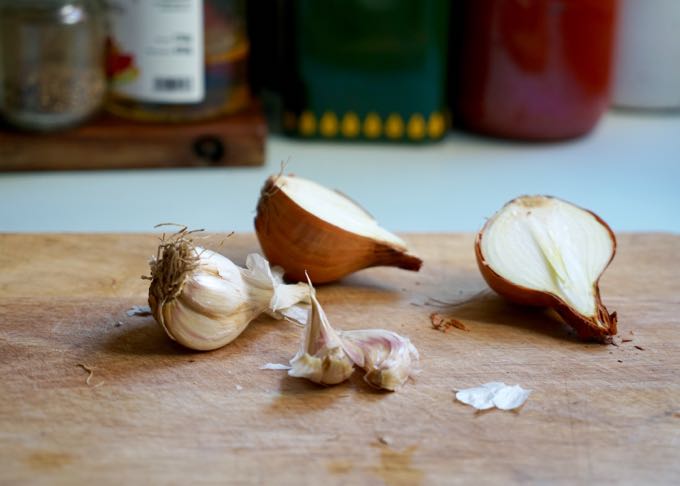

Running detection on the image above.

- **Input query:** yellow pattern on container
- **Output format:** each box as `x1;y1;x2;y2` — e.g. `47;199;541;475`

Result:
299;111;317;136
407;114;426;140
283;111;297;132
427;112;446;139
319;112;339;138
341;112;360;138
385;113;405;139
292;110;444;140
363;112;382;139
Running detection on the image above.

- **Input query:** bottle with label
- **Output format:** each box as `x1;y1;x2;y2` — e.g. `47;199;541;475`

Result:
106;0;249;122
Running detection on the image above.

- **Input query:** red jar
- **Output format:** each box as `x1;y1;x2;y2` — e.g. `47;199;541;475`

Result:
455;0;618;140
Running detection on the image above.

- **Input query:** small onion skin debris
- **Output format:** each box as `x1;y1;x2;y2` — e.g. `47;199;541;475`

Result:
254;174;422;284
475;195;618;341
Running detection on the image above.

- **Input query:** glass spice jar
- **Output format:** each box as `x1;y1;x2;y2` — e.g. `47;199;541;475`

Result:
0;0;107;131
105;0;250;122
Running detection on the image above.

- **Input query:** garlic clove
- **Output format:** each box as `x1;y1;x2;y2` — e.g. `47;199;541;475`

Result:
285;277;419;390
289;348;354;386
340;329;420;391
476;195;617;340
288;278;354;385
182;263;255;317
147;230;310;351
255;174;422;283
160;293;256;351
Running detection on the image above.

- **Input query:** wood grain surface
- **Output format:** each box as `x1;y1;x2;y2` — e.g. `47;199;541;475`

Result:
0;233;678;484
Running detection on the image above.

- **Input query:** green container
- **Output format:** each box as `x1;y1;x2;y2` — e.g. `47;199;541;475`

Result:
281;0;450;142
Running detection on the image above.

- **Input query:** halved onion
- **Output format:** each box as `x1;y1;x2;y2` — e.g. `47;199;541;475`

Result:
254;174;422;283
475;195;617;340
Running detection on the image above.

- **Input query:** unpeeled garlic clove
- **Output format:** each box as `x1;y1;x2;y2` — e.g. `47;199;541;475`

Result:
147;230;309;351
254;173;422;284
475;195;617;340
288;279;355;385
340;329;420;391
286;279;419;391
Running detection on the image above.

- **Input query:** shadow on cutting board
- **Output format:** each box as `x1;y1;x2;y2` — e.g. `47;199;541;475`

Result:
264;372;390;416
429;291;581;343
102;316;193;357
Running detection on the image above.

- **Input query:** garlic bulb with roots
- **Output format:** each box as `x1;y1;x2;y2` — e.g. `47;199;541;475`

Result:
146;230;309;351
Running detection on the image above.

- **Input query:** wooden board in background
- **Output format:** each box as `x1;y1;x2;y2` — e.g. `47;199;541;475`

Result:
0;233;678;484
0;105;266;171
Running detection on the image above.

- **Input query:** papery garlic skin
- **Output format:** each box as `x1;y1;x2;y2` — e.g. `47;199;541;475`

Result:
242;254;308;315
148;240;309;351
455;382;531;411
288;281;354;385
340;329;419;391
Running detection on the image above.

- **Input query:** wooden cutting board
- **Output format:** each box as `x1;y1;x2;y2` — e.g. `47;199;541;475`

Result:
0;233;678;484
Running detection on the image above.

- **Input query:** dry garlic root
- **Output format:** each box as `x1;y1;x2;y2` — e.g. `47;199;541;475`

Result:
146;228;309;351
288;277;419;391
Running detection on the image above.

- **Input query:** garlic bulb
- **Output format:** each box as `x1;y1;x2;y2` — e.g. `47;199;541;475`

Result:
288;279;355;385
255;174;422;283
340;329;420;391
147;231;309;351
476;195;617;340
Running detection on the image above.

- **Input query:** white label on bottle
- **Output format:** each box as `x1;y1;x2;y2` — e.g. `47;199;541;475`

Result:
108;0;204;103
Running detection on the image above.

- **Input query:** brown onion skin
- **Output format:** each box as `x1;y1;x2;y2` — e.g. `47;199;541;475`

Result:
254;176;422;284
474;196;618;341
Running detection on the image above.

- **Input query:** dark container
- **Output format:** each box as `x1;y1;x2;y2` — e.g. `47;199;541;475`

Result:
278;0;450;143
454;0;618;140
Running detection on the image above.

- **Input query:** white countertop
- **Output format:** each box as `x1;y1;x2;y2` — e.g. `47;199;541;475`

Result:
1;110;678;234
